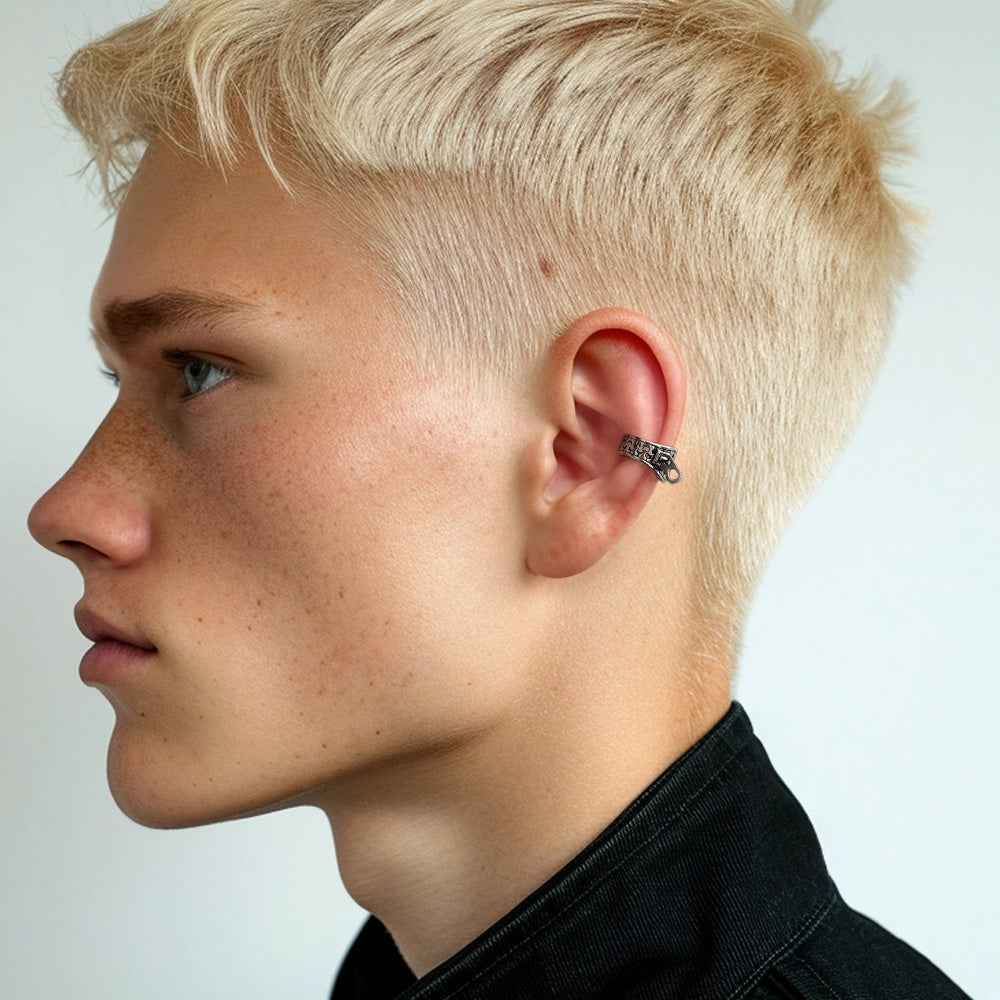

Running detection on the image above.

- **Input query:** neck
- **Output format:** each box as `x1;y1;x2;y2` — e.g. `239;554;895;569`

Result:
315;649;729;977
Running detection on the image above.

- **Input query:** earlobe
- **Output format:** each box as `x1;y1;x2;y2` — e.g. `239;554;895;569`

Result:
525;308;686;579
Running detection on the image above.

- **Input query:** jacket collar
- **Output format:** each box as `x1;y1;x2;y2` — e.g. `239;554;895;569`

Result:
332;703;837;1000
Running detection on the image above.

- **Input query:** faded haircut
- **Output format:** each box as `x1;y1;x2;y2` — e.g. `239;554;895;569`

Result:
58;0;920;641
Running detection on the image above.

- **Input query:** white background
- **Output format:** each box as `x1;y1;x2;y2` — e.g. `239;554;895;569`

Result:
2;1;996;997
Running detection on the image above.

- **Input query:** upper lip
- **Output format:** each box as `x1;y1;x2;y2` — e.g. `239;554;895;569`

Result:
74;604;157;650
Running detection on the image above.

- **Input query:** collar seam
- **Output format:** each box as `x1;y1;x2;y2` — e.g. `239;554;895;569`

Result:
724;889;841;1000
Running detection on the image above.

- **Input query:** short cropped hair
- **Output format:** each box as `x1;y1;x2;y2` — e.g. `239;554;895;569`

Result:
58;0;919;640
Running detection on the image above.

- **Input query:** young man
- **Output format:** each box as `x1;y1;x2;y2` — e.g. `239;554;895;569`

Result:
29;0;970;997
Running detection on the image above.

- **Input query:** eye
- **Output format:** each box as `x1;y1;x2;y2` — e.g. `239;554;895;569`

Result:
163;350;234;397
181;357;233;396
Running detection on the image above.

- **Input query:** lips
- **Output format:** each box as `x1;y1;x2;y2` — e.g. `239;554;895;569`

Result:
74;604;156;651
74;604;158;686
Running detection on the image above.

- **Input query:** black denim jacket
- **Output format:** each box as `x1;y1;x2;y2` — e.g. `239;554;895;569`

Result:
331;703;971;999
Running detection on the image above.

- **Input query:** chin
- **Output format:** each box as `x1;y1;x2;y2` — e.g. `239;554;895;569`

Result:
107;772;292;830
105;731;322;829
107;769;224;830
105;737;260;830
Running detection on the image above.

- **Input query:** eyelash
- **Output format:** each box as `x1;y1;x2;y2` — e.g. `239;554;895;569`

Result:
99;350;234;399
163;349;234;398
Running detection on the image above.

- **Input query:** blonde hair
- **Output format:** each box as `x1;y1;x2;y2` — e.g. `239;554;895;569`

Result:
58;0;919;637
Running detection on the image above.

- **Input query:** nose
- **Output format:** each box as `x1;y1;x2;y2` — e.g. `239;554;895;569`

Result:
28;409;152;571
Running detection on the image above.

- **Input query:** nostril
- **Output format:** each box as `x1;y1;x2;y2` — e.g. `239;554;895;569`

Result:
59;539;95;554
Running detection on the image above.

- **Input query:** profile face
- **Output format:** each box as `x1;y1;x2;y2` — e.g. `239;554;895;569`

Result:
28;142;530;827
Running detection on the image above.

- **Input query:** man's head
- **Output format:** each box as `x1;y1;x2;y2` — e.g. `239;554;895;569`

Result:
58;0;917;637
31;0;915;826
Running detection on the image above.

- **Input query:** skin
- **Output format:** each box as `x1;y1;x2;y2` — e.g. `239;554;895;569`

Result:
29;141;729;976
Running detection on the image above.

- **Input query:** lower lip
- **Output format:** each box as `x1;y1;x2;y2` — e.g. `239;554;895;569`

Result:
79;640;157;685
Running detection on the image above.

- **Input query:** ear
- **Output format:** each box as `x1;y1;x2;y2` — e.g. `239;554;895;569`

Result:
525;307;686;579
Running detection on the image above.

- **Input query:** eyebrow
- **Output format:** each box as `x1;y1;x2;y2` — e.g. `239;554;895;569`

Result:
93;289;255;349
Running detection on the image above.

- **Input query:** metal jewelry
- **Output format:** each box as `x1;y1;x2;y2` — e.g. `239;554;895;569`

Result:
618;434;681;484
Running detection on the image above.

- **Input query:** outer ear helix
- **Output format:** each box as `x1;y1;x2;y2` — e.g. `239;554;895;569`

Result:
618;434;681;484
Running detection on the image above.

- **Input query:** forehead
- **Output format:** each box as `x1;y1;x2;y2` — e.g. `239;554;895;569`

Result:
91;141;379;334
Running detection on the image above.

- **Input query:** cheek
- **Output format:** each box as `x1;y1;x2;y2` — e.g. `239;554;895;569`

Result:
156;395;456;714
150;384;524;756
171;417;383;668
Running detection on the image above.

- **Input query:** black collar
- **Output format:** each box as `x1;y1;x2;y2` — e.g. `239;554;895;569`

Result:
331;703;837;1000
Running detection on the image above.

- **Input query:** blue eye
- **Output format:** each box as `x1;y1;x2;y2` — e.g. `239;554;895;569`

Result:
180;356;233;396
162;350;234;397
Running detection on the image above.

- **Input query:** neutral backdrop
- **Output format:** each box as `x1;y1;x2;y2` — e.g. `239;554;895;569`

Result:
2;1;996;997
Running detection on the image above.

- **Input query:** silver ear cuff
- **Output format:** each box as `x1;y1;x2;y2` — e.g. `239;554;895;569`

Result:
618;434;681;484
